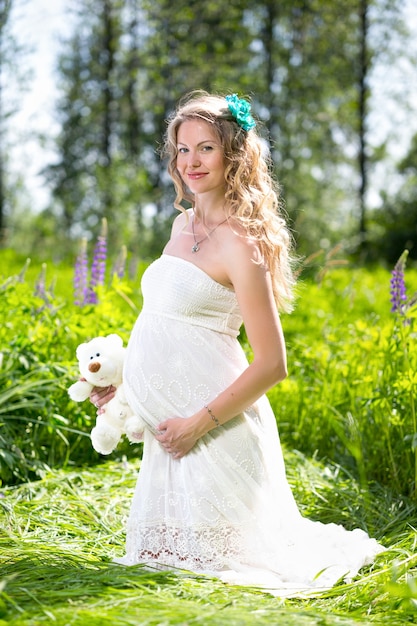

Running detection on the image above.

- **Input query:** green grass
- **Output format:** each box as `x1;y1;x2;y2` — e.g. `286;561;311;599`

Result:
1;453;416;625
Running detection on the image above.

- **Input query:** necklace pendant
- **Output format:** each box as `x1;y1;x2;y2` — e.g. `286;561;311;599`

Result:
192;243;200;253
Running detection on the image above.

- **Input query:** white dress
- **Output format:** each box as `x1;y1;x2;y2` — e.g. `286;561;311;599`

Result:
120;254;384;595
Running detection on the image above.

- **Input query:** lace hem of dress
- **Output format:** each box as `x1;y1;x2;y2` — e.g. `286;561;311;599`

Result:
122;522;245;571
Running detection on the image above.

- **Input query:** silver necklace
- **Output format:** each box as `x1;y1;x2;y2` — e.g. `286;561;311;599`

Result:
191;216;228;253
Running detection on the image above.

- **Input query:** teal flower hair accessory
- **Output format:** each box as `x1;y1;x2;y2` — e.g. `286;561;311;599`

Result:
225;94;256;131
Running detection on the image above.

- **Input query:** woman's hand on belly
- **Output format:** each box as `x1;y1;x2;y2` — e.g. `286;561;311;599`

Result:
155;417;200;459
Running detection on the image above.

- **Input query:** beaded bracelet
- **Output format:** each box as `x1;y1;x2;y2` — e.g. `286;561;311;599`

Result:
204;404;220;427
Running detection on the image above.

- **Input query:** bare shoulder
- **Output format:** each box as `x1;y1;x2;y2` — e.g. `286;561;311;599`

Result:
222;221;280;347
170;209;190;237
223;220;265;276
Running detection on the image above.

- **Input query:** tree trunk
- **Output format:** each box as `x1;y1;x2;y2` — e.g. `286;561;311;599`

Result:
0;0;13;245
358;0;369;249
262;0;277;141
101;0;115;216
0;70;4;244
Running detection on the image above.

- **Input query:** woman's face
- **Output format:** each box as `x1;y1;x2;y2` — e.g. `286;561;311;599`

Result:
175;119;226;198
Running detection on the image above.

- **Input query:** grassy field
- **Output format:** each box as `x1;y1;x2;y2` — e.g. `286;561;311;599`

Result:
1;453;416;625
1;249;416;624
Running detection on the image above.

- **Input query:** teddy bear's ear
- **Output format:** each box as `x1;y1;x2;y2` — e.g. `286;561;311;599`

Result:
75;342;89;360
106;334;124;348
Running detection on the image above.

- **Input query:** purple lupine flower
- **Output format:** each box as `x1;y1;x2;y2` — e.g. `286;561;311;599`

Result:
390;250;408;314
86;218;108;305
74;238;89;306
34;263;47;300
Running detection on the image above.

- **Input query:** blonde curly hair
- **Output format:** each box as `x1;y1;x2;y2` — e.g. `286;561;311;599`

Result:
163;91;296;312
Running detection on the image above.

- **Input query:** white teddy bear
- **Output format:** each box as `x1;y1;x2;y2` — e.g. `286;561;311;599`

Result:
68;333;145;455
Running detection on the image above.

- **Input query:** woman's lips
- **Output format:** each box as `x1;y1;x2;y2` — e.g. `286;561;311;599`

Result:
187;172;207;180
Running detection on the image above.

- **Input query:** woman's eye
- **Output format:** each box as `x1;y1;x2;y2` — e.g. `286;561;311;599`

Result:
201;145;213;151
178;147;188;154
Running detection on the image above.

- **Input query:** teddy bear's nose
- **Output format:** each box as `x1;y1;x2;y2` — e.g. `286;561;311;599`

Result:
89;362;101;373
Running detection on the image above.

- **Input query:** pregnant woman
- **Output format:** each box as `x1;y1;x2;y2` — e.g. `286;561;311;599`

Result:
93;91;384;595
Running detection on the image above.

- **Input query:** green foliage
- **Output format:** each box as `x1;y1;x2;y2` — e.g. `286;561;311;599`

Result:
0;256;143;485
368;132;417;264
268;265;417;498
0;350;70;484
